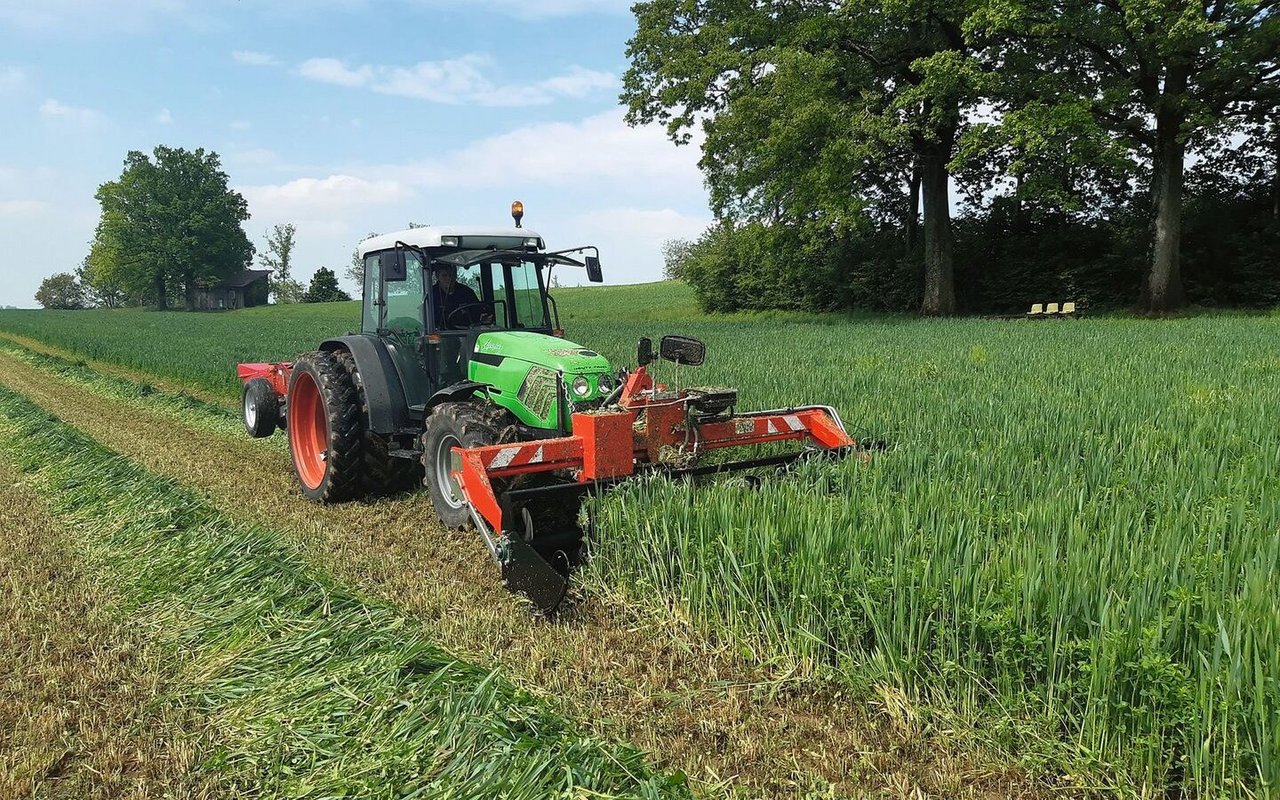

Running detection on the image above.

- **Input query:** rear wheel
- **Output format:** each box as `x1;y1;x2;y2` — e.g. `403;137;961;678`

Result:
287;351;364;502
421;402;517;528
333;350;422;495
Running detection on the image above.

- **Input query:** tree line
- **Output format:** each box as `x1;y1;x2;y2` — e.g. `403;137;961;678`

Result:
629;0;1279;315
36;146;350;310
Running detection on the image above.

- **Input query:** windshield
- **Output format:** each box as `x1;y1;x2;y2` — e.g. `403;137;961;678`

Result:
429;258;551;332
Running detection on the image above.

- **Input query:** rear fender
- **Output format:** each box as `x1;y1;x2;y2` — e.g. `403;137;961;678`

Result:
319;335;409;435
426;381;486;412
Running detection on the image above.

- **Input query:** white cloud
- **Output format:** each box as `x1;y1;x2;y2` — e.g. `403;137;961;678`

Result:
230;120;252;130
373;109;704;190
227;148;282;169
298;57;372;88
0;66;28;93
238;174;411;222
155;108;174;124
0;200;48;217
232;49;279;66
39;99;100;124
297;54;614;107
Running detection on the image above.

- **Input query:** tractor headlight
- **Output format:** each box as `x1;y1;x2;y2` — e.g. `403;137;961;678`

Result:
572;376;591;397
597;373;614;393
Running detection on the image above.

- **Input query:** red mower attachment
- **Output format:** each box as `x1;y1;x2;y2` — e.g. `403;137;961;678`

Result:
448;361;856;612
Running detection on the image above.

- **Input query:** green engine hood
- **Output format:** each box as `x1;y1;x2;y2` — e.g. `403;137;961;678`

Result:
473;331;610;374
469;331;614;430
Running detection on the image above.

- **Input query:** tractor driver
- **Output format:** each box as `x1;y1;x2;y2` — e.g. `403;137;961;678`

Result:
430;262;492;329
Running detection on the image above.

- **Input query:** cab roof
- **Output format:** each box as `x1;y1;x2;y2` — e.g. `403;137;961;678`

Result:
357;226;545;260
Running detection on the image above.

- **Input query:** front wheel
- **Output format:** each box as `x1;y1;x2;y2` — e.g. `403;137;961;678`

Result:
421;402;517;528
287;351;365;502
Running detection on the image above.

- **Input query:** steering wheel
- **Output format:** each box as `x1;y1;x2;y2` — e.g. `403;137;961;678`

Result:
445;302;495;328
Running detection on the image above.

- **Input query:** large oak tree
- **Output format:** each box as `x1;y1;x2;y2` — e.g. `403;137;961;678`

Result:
622;0;991;315
998;0;1279;312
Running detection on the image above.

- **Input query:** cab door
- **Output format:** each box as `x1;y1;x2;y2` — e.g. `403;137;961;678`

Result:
377;248;432;409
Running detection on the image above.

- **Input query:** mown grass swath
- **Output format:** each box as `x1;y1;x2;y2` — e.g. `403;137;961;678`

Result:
0;385;688;799
3;290;1278;795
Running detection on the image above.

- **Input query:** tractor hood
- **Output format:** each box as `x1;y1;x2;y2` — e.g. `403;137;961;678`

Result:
473;331;611;374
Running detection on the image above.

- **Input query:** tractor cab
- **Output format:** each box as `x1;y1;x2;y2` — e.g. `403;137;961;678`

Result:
355;219;603;413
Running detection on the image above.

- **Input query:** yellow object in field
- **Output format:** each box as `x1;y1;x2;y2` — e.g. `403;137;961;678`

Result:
1028;303;1044;315
1047;302;1060;314
1063;302;1076;314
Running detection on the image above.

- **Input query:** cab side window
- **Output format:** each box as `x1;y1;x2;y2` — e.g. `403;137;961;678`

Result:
384;251;425;333
361;254;381;333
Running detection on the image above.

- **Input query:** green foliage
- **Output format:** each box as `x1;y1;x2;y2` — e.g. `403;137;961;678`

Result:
260;223;303;304
984;0;1280;311
90;146;254;311
676;222;850;313
673;171;1279;314
625;1;1279;315
34;272;87;310
660;238;694;281
623;0;998;315
344;231;379;291
301;267;351;304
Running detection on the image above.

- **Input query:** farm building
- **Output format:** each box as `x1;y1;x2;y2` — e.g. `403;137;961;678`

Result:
195;269;270;310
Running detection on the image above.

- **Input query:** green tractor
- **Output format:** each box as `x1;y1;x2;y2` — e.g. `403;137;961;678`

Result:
239;204;854;610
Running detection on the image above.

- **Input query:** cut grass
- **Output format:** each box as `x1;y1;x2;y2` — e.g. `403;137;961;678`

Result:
0;463;214;800
0;338;1038;797
0;384;689;799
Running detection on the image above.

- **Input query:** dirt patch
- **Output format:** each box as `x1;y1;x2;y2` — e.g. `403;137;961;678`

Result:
0;349;1045;799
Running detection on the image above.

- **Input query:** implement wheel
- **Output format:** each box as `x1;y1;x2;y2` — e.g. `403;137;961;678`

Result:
242;377;279;438
422;402;516;529
287;351;364;502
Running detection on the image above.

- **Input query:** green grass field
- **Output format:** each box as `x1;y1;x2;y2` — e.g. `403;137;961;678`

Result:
2;283;1278;797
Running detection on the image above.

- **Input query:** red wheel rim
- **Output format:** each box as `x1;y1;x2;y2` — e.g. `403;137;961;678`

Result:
288;370;328;490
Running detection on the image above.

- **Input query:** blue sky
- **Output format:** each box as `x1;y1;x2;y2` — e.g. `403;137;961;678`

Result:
0;0;711;307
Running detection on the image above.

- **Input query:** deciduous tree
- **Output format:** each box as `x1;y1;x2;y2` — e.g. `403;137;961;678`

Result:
35;272;87;310
303;267;352;303
90;146;254;310
995;0;1280;312
261;223;303;303
623;0;991;315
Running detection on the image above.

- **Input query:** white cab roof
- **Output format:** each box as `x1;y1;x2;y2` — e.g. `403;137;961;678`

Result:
357;226;544;259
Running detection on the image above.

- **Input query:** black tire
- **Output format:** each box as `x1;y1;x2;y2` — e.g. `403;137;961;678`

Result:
333;350;422;495
421;402;518;529
242;377;279;438
286;350;365;503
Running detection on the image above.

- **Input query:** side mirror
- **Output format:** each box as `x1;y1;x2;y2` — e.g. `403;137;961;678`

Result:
585;255;603;283
659;335;705;366
637;337;654;367
382;249;406;282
